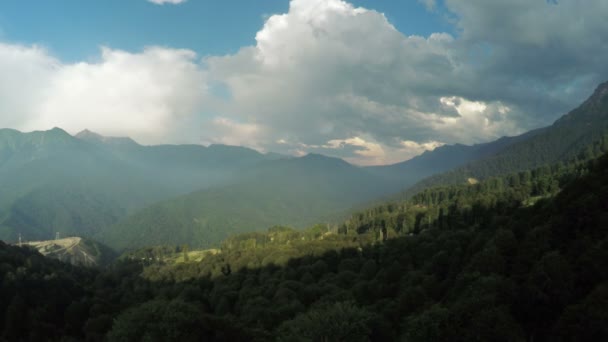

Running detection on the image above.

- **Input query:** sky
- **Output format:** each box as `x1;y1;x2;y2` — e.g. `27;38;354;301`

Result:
0;0;607;165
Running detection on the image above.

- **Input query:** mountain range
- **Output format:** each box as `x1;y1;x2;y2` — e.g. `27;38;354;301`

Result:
1;81;607;250
0;128;278;243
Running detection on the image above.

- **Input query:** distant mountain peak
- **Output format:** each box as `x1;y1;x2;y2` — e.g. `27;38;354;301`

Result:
75;129;138;146
35;127;74;145
589;80;608;103
555;80;608;125
75;129;103;140
45;127;71;137
76;128;97;135
0;127;75;149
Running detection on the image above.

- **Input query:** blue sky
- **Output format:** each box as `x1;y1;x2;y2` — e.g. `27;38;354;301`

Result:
0;0;606;165
0;0;450;62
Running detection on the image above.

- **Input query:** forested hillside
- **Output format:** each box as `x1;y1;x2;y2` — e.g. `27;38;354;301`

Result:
2;150;607;341
99;154;394;250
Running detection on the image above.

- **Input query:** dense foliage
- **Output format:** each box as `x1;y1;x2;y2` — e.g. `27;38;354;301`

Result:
2;150;607;341
0;242;98;340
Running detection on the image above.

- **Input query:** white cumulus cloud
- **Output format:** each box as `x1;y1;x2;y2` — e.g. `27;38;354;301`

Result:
203;0;489;164
0;43;207;144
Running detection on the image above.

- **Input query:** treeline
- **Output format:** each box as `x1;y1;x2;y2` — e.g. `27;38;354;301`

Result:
341;151;595;242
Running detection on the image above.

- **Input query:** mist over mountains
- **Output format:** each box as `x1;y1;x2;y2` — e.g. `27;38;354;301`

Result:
0;124;484;248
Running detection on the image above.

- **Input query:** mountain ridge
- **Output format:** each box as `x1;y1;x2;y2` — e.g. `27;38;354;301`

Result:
0;129;279;243
402;80;608;196
365;127;545;188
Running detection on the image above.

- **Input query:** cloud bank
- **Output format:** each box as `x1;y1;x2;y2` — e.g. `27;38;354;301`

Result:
1;0;607;165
